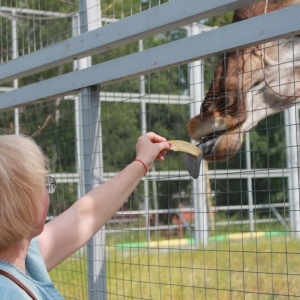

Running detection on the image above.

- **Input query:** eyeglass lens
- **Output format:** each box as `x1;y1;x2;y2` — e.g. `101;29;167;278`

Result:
45;176;56;194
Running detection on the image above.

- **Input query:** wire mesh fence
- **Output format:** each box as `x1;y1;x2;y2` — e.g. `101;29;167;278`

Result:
0;0;300;299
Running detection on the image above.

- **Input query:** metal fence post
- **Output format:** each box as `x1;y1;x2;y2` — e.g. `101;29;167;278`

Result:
11;9;20;135
77;85;106;299
285;106;300;239
189;23;209;247
77;1;106;299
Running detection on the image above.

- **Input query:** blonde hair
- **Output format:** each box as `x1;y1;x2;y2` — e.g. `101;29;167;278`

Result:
0;135;49;248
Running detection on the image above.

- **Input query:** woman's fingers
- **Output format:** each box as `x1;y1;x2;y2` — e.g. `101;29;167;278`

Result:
146;132;167;143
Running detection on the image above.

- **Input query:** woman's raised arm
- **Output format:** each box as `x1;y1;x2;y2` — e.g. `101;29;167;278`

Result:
38;133;171;271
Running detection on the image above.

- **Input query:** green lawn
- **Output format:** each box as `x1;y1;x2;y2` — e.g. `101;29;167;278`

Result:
50;235;300;299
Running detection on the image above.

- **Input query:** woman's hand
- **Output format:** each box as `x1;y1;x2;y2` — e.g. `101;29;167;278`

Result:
135;132;171;170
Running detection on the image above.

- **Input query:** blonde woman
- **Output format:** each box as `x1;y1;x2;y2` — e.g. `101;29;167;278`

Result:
0;132;171;299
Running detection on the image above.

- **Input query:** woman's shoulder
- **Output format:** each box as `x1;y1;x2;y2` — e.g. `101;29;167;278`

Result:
0;276;32;299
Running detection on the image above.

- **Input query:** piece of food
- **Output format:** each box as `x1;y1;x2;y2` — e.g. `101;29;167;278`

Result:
169;140;202;157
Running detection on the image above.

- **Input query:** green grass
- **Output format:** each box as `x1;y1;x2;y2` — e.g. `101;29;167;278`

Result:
50;235;300;299
49;252;88;300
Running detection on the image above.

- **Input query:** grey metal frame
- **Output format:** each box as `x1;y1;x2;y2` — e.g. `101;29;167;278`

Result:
77;1;106;299
0;0;260;84
0;4;300;108
1;1;300;299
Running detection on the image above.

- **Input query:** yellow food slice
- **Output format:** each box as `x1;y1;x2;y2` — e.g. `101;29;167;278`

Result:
169;140;201;157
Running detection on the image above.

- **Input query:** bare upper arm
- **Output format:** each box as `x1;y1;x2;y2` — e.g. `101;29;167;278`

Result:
37;205;92;271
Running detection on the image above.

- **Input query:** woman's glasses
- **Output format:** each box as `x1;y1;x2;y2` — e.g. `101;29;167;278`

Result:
45;176;57;194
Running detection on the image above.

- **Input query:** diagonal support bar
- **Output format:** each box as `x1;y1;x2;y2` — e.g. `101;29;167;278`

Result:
1;4;300;109
0;0;260;84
